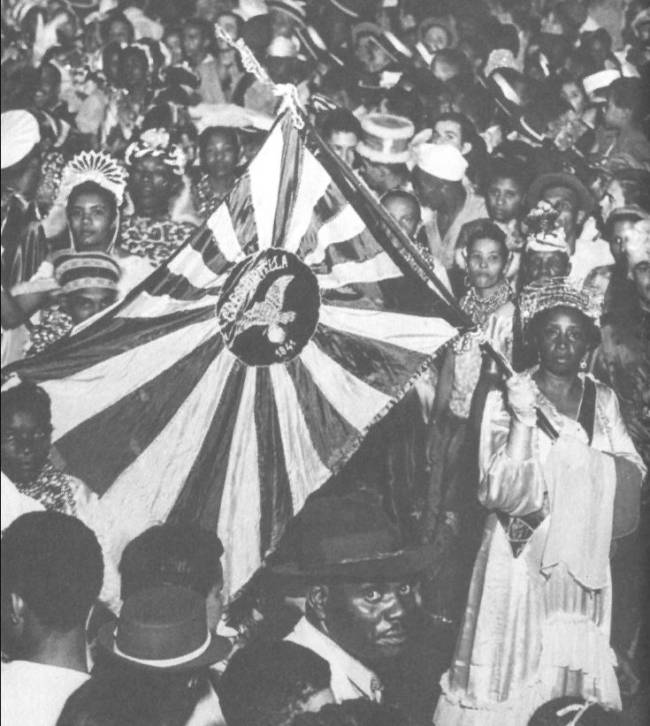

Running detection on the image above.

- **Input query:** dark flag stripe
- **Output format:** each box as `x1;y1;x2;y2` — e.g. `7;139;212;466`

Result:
320;228;384;269
272;116;303;248
225;170;259;255
153;270;222;300
55;334;225;494
254;367;294;557
285;357;359;471
322;277;457;318
8;307;217;381
167;360;248;530
312;324;430;397
190;227;233;276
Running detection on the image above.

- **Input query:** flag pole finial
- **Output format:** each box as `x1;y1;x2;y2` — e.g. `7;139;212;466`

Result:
214;25;305;130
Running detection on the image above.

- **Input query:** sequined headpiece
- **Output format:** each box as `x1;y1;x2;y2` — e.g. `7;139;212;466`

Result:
519;278;601;329
55;151;128;208
124;128;187;176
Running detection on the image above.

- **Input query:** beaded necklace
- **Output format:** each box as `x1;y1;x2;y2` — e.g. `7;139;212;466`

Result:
16;461;77;516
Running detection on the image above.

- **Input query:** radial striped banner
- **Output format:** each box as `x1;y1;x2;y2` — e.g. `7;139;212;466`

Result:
4;113;461;597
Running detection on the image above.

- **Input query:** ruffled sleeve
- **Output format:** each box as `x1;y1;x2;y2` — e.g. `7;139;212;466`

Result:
478;388;545;516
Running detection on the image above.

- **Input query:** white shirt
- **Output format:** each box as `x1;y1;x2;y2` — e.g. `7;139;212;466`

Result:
1;661;88;726
285;617;383;703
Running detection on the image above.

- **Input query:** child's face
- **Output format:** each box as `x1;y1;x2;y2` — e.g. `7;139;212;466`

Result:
384;197;421;237
487;177;524;224
63;288;117;324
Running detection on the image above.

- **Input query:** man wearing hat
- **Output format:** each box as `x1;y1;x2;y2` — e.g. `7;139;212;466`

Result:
412;143;487;270
356;113;414;195
95;584;231;725
527;171;595;256
273;491;445;719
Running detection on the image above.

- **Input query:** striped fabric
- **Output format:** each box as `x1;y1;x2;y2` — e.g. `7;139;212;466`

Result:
5;113;461;596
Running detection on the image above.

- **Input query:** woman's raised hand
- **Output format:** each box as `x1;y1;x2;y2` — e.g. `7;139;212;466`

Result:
506;373;538;427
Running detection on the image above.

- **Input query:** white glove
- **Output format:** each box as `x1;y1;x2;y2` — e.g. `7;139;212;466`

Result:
506;373;538;427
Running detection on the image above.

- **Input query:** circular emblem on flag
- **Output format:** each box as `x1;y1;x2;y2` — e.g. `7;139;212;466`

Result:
217;249;320;366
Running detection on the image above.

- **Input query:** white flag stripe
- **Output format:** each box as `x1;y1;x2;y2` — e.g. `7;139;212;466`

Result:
269;364;331;512
119;292;218;319
319;304;457;354
249;125;284;249
217;367;261;595
282;149;333;253
316;252;402;289
44;318;218;440
207;203;245;262
92;348;237;606
303;203;367;266
166;244;222;288
299;341;391;430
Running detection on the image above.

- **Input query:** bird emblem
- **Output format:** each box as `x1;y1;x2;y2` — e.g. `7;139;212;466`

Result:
234;274;297;344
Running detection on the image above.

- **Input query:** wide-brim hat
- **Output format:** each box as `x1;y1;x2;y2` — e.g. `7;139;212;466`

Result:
527;172;595;214
97;585;230;673
269;493;436;582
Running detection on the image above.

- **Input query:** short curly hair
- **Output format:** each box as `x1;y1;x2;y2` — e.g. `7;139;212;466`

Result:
1;512;103;631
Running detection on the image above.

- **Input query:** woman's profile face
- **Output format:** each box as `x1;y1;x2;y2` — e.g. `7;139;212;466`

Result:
535;307;589;377
68;190;115;251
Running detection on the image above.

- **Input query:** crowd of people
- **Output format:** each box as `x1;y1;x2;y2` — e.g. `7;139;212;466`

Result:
1;0;649;724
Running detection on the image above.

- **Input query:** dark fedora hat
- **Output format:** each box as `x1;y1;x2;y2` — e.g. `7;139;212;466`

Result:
98;586;230;673
270;493;435;582
527;171;595;215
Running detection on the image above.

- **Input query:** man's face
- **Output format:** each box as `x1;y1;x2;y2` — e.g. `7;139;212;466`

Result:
632;261;650;306
63;288;117;325
327;131;358;167
182;26;207;64
542;185;581;241
1;411;51;485
270;9;295;38
361;158;388;194
524;250;571;284
321;579;418;664
432;120;466;154
383;196;420;237
608;218;637;262
487;177;523;223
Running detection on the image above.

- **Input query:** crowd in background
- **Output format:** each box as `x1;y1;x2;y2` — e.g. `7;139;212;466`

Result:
1;0;650;725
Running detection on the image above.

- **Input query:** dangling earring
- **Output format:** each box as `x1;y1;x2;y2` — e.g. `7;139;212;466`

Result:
68;225;76;252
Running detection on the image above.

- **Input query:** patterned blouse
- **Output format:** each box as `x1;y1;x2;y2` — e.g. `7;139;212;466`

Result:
118;215;196;266
191;173;230;221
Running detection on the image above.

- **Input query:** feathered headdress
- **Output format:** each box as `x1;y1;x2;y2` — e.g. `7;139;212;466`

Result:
55;151;128;208
124;128;187;176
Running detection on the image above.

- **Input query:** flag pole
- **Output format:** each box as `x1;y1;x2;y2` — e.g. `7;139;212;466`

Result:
301;113;559;440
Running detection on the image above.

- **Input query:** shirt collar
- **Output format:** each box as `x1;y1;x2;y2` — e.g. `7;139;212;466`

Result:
287;617;382;702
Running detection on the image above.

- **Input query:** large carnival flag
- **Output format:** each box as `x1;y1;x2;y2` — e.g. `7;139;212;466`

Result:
5;112;464;595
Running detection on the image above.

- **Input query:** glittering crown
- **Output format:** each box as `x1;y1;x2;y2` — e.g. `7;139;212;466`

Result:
56;151;128;208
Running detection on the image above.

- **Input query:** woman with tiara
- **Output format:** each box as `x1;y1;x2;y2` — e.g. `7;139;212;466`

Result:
2;150;153;361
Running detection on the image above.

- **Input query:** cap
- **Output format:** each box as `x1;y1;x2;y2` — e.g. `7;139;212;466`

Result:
357;113;415;164
414;143;468;182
